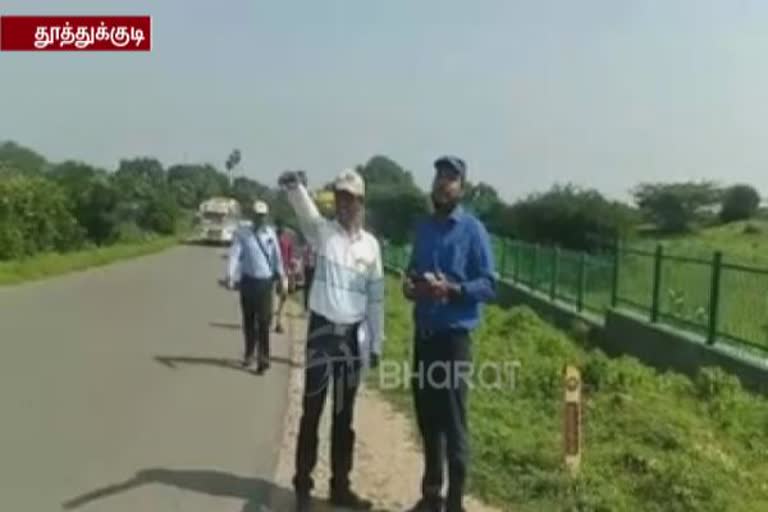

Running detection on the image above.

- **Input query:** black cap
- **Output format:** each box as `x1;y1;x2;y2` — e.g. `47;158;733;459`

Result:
434;156;467;181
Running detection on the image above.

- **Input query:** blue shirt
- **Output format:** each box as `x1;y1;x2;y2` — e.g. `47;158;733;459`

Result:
227;225;284;282
408;206;496;331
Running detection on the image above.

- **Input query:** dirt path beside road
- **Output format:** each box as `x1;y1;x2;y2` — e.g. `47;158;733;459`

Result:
271;305;501;511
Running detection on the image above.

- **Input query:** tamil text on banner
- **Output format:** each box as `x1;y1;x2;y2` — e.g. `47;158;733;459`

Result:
0;16;151;51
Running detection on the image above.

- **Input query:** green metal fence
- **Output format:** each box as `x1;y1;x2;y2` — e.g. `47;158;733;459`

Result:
382;237;768;355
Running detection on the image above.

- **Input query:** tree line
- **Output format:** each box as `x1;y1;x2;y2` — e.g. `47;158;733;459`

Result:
355;156;764;251
1;140;764;261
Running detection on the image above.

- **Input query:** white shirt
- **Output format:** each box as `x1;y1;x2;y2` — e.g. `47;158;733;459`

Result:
227;225;284;283
285;184;385;359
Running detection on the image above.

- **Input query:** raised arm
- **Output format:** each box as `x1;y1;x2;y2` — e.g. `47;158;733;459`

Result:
279;171;324;246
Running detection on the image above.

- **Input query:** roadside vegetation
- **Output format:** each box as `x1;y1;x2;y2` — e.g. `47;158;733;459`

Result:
372;276;768;512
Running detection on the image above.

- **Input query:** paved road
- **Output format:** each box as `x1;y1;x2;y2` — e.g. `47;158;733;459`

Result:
0;245;294;512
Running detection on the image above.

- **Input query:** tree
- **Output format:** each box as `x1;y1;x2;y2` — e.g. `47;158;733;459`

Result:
463;181;505;231
356;156;429;243
720;184;761;223
225;149;242;185
502;184;637;251
113;157;166;202
49;161;120;244
633;181;723;233
139;190;181;235
357;155;417;189
0;176;84;259
365;185;430;244
167;163;230;209
230;176;270;211
0;141;48;175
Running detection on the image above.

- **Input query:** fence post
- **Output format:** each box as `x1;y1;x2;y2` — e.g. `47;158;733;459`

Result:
707;251;723;345
611;239;620;308
532;244;540;291
577;253;585;312
550;248;559;301
514;242;521;283
650;244;664;323
500;239;508;279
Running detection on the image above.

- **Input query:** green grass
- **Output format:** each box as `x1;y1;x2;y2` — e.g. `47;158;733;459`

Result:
648;220;768;268
0;236;180;285
623;221;768;350
371;276;768;512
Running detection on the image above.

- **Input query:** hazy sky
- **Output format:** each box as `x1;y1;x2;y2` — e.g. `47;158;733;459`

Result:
2;0;767;201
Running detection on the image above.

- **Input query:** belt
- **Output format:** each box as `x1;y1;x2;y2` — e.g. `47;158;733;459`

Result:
310;312;360;337
416;326;468;340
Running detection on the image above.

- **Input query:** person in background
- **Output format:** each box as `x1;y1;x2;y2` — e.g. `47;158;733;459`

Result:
226;200;287;374
278;169;384;512
302;239;316;313
403;156;496;512
275;222;294;334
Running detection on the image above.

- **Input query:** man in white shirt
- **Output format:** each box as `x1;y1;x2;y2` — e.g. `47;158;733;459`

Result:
278;169;384;512
226;200;287;374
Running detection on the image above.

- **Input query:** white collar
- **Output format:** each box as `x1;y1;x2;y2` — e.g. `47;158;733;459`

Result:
332;220;363;241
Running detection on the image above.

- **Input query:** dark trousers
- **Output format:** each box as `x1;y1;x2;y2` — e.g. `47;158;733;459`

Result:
239;275;274;364
303;266;315;311
412;329;471;512
294;312;361;494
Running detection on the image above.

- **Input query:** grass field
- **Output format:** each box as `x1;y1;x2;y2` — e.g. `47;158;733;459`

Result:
0;236;180;285
644;220;768;268
483;220;768;353
621;221;768;350
371;276;768;512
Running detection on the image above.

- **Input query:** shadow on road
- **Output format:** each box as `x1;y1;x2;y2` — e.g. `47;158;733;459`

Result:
209;321;242;330
62;467;391;512
61;468;296;511
154;355;300;371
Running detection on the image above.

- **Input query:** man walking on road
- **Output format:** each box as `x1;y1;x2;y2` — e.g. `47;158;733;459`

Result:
403;156;496;512
226;200;287;374
279;169;384;512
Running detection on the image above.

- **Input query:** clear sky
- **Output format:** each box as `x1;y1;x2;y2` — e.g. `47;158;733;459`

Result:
2;0;767;202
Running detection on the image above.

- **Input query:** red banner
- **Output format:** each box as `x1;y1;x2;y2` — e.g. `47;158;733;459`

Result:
0;16;151;51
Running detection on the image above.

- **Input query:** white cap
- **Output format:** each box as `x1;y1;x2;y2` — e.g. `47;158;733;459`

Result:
333;169;365;197
253;200;269;215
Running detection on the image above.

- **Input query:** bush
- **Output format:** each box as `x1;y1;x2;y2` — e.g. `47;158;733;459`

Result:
720;185;761;223
138;191;181;235
0;175;84;259
114;221;147;243
501;185;637;251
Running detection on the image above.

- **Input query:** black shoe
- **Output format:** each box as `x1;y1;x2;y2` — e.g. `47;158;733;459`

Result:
275;323;284;333
329;488;372;510
256;357;270;373
295;491;311;512
407;496;444;512
241;355;254;368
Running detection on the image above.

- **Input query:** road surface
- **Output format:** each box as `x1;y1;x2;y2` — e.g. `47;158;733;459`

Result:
0;245;294;512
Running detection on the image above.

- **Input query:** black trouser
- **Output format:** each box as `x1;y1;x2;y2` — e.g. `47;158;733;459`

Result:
303;266;315;311
293;312;361;494
239;275;274;364
412;329;471;512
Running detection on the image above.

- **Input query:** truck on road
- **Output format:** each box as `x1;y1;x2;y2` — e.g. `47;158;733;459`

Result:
195;197;243;245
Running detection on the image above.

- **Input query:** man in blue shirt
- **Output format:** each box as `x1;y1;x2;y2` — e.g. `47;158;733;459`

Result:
403;156;496;512
227;200;286;374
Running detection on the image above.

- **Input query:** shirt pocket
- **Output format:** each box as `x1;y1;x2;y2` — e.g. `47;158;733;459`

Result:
350;245;375;274
439;233;468;279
